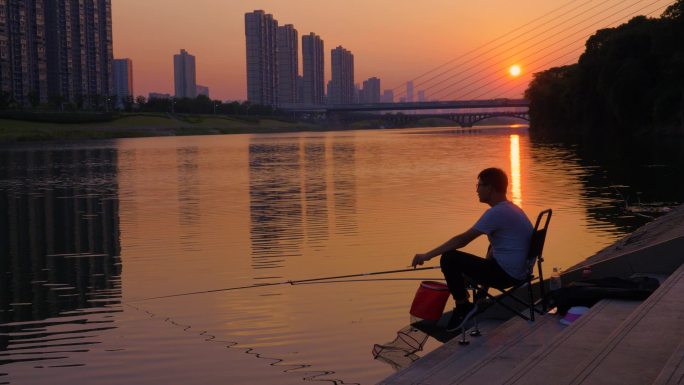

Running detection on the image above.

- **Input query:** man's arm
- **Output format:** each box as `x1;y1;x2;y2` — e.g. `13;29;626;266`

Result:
411;227;484;267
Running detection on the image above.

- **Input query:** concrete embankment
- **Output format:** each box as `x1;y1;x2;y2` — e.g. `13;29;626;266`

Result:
380;204;684;385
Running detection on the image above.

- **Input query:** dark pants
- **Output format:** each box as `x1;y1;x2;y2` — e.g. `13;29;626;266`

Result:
440;250;520;302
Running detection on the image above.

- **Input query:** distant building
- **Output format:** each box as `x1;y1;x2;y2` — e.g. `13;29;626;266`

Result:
302;32;325;105
417;90;426;102
329;46;354;105
0;0;114;107
277;24;298;106
361;77;381;103
149;92;171;100
196;85;209;97
381;89;394;103
406;80;414;102
113;59;134;108
174;49;197;98
245;10;278;106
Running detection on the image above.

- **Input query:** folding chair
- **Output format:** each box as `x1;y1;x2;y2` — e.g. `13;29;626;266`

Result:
459;209;553;345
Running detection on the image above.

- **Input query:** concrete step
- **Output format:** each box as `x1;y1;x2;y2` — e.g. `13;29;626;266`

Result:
377;318;507;385
379;313;565;385
652;339;684;385
563;263;684;385
501;299;641;385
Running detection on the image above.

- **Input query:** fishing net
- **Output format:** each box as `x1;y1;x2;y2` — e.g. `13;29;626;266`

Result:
372;318;430;371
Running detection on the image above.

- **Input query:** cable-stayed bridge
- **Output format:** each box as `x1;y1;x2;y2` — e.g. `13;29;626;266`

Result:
280;0;672;127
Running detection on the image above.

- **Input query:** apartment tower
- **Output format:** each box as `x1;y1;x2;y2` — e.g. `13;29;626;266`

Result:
113;58;133;107
45;0;114;106
302;32;324;105
0;0;113;107
330;46;354;105
174;49;197;99
244;10;278;106
276;24;298;106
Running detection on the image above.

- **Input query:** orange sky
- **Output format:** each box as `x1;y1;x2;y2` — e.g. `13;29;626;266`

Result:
111;0;672;101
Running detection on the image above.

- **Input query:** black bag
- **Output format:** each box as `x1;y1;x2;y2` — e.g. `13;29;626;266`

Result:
549;276;660;315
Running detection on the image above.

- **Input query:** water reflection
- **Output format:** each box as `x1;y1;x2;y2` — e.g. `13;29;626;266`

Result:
510;135;522;207
248;135;358;274
0;148;121;366
177;146;201;252
249;141;305;272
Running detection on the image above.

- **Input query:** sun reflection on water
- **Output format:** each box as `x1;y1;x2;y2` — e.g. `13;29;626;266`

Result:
510;134;522;207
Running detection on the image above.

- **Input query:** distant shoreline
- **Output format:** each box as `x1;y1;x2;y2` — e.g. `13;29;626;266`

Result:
0;112;524;143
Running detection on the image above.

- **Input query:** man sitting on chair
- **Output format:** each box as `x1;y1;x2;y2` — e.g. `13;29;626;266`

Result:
411;167;533;332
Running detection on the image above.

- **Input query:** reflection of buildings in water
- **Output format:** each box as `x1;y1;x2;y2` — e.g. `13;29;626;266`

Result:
176;147;201;251
332;141;358;236
248;136;359;270
248;142;304;270
303;141;329;247
0;148;122;326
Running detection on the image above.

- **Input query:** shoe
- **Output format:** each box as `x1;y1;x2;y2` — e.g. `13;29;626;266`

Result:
446;301;479;332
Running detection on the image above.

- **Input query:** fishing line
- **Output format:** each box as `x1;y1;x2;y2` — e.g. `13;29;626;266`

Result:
128;266;441;302
291;277;445;286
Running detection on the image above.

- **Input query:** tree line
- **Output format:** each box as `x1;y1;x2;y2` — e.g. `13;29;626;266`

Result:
525;0;684;140
0;92;280;117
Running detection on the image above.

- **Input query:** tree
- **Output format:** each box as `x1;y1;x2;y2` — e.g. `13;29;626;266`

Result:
135;95;147;110
123;95;134;112
27;91;40;109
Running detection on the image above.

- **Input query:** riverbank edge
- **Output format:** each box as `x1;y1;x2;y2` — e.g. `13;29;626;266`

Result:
0;113;336;142
0;113;522;142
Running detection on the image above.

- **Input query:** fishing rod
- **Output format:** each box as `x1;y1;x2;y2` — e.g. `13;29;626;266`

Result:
129;266;441;302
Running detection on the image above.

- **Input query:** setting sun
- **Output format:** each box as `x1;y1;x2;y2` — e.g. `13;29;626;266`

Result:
509;65;522;77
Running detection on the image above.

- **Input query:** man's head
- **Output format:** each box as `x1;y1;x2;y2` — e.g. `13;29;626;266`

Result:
476;168;508;204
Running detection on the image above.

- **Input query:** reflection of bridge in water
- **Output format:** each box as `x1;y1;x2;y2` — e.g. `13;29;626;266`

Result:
281;99;530;127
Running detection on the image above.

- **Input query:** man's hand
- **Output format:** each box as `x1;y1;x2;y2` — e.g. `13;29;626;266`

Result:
411;253;430;268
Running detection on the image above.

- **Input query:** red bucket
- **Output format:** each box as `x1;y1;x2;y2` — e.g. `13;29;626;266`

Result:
410;281;451;320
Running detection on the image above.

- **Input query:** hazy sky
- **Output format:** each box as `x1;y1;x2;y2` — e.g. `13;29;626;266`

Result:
111;0;672;101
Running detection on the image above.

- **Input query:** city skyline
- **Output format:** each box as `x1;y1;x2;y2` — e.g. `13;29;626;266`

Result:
111;0;668;101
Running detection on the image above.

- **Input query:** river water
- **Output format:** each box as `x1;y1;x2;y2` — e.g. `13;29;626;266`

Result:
1;126;681;384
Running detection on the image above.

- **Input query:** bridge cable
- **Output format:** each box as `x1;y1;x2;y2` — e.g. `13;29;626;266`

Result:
389;0;590;95
433;0;668;101
454;1;671;102
391;0;672;101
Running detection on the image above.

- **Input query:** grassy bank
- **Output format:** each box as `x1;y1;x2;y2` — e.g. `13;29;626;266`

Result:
0;113;326;142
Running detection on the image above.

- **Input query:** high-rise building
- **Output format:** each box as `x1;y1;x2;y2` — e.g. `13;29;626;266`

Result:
277;24;298;106
381;89;394;103
0;0;48;106
1;0;113;107
361;77;381;103
406;80;414;102
302;32;324;105
245;10;278;106
174;49;197;99
417;90;426;102
113;59;133;108
330;46;354;105
45;0;114;107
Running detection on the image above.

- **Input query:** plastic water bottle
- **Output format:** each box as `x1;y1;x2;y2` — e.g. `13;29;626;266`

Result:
549;267;562;291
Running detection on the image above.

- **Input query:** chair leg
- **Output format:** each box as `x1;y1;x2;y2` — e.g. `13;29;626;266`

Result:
470;316;481;337
528;285;535;322
459;327;470;345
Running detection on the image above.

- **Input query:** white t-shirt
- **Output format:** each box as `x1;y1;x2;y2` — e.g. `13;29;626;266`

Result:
473;201;533;280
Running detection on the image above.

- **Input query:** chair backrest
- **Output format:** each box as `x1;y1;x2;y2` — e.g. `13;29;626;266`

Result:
526;209;552;277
